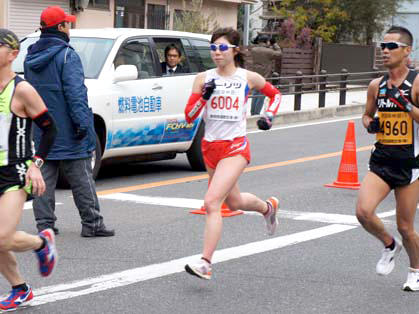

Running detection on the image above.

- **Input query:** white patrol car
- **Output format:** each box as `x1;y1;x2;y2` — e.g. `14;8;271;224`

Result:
14;28;213;185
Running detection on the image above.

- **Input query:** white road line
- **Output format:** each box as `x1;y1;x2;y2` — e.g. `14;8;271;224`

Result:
99;193;396;225
248;115;362;134
30;224;355;307
100;193;204;209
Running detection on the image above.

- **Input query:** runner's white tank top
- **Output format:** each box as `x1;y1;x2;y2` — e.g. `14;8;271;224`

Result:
203;68;250;141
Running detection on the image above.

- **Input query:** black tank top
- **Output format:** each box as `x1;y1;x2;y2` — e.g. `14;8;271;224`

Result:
0;75;33;166
371;70;419;166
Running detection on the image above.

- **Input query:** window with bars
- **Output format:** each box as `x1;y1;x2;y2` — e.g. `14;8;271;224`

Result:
147;4;166;29
88;0;110;9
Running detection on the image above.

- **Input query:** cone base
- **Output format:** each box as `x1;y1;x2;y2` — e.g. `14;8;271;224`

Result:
324;181;360;190
190;206;243;217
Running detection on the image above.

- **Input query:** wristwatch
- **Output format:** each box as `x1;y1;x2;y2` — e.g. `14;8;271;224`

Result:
32;157;44;168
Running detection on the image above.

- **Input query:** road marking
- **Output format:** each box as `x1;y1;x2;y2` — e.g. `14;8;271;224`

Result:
100;193;396;226
23;201;62;211
100;193;204;209
97;145;373;196
29;223;356;307
248;115;362;134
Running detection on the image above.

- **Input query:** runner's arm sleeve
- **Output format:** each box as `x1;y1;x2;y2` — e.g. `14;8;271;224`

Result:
33;110;57;160
260;82;281;116
185;93;206;123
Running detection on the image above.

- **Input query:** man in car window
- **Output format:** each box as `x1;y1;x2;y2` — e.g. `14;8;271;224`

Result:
23;6;115;238
161;44;184;75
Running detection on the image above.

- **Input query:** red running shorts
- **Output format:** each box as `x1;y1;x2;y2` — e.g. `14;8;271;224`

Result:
201;136;251;169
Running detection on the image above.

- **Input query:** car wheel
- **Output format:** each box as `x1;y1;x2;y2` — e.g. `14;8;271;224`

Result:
56;133;103;189
186;121;206;171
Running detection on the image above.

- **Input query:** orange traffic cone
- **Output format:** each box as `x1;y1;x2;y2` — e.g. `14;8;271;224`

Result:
190;202;243;217
324;120;361;190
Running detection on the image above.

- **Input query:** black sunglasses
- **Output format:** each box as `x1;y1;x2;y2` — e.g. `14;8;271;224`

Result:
380;41;408;50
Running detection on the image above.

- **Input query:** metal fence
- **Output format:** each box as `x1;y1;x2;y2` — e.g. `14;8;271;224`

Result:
253;69;387;111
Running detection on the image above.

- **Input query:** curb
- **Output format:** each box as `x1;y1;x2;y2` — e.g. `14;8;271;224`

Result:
247;103;365;130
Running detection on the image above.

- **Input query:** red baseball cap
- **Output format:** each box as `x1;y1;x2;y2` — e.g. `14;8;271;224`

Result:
40;6;76;28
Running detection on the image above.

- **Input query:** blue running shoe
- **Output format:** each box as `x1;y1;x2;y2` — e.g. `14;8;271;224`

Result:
0;285;33;312
35;228;57;277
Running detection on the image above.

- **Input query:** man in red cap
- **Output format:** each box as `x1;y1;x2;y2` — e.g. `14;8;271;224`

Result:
24;6;115;237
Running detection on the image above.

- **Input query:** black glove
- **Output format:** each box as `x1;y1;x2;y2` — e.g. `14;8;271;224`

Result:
257;112;274;130
367;117;381;134
387;85;413;112
75;128;87;140
202;79;216;100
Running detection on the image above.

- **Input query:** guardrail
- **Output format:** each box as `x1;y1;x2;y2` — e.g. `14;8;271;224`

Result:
253;69;387;111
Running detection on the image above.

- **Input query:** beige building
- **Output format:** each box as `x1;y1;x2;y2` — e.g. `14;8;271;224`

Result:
0;0;253;39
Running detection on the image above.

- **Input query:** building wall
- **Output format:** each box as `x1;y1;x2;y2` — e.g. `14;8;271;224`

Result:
146;0;237;31
211;0;237;28
0;0;7;28
76;0;115;28
393;0;419;62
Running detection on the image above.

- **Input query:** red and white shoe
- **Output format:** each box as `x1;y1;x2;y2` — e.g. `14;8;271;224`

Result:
264;197;279;235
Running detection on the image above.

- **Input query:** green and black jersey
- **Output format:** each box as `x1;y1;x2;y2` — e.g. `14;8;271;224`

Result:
0;75;33;166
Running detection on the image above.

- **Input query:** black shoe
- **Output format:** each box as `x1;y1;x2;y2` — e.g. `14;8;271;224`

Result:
81;227;115;237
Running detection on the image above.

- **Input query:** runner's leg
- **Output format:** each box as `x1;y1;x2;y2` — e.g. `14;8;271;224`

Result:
0;190;42;286
395;179;419;268
356;171;393;246
202;155;248;261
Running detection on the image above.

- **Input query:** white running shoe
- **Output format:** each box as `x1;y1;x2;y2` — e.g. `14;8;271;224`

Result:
185;259;212;280
403;268;419;291
376;238;402;275
264;197;279;236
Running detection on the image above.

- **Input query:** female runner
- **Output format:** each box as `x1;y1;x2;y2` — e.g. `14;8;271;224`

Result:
184;28;282;280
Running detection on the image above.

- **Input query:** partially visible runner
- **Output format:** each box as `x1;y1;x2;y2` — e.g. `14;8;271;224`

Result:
0;29;58;311
184;27;282;280
356;26;419;291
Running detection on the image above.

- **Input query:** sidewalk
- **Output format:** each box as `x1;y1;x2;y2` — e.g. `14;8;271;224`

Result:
247;88;367;129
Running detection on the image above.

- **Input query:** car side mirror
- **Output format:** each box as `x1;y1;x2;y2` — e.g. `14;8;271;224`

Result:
113;65;138;83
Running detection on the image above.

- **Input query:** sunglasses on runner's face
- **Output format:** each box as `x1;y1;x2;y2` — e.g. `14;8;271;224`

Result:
210;43;237;52
380;41;408;50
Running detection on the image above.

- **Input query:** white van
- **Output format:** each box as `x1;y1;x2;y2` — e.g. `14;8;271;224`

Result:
14;28;213;184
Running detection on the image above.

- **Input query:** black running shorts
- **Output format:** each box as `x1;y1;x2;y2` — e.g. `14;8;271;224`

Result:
369;159;419;189
0;161;32;197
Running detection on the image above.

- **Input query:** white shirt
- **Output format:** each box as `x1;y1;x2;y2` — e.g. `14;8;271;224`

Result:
203;68;250;141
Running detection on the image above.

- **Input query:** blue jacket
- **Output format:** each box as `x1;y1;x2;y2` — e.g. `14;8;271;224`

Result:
24;36;95;160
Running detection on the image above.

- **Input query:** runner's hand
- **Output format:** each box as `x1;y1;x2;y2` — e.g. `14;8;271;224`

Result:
257;112;274;130
202;79;216;100
367;117;381;134
26;164;45;196
387;85;413;112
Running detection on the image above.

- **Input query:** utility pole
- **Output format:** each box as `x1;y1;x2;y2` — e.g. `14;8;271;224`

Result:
243;4;250;46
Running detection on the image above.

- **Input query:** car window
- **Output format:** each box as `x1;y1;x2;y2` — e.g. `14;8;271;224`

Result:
114;38;156;79
70;37;115;78
189;39;213;71
152;37;190;75
13;36;114;79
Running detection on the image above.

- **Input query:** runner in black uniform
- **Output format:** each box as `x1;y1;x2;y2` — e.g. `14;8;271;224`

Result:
0;28;58;311
370;70;419;187
356;26;419;291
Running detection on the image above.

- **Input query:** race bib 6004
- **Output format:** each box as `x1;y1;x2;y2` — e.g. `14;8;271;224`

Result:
207;96;241;121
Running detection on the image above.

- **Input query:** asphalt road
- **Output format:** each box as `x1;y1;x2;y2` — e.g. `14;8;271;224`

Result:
3;115;419;314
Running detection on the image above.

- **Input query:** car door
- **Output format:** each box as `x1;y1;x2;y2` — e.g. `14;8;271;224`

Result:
109;37;166;149
150;36;205;144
